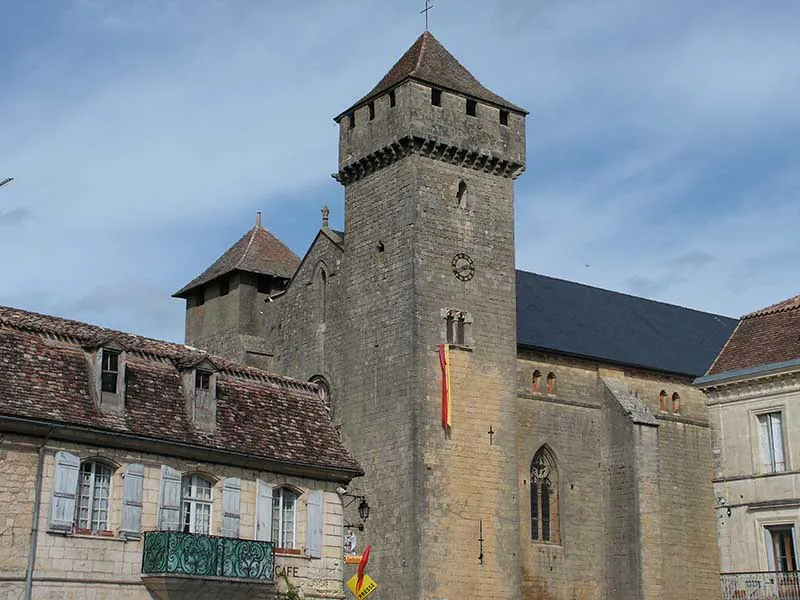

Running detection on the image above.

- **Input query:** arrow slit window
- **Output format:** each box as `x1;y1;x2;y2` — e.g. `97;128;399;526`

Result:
531;445;560;543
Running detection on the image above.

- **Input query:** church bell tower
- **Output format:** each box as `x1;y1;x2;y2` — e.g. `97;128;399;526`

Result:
333;32;526;599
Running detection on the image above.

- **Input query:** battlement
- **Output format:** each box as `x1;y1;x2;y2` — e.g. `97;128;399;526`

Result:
337;80;525;178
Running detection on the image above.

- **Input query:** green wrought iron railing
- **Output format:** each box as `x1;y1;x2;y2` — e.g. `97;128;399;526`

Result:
142;531;274;581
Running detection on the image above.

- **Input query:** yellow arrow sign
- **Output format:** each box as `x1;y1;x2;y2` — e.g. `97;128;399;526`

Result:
346;573;378;599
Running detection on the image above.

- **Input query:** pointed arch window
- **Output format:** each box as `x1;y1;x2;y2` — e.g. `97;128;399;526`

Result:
531;446;559;543
315;264;328;324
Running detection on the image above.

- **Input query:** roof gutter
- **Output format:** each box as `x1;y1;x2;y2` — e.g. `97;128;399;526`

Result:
0;414;363;482
694;357;800;388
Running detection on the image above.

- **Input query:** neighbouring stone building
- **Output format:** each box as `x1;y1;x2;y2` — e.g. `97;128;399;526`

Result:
173;32;738;599
0;306;362;600
696;295;800;598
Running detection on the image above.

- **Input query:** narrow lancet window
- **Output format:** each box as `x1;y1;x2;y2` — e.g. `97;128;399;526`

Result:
531;446;559;543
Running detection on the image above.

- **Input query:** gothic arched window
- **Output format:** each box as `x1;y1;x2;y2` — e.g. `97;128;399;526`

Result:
315;263;328;324
531;446;559;543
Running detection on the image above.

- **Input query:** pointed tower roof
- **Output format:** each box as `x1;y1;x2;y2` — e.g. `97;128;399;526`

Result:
336;31;526;120
173;220;300;298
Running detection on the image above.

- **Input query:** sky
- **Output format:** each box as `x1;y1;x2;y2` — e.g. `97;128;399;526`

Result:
1;0;799;343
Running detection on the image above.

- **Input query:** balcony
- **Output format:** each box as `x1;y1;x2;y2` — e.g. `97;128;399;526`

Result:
721;572;800;600
141;531;275;600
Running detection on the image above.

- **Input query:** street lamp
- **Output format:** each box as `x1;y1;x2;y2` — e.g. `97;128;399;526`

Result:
340;491;371;531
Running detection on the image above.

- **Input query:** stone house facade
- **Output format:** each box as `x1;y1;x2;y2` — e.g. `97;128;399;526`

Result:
696;295;800;597
0;306;362;600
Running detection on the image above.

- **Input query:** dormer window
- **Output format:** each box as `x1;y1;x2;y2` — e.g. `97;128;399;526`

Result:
195;371;211;391
178;358;219;432
101;349;120;393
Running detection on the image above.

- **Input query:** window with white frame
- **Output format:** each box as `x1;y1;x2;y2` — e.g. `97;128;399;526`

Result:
766;525;797;572
271;488;297;548
76;460;112;532
100;349;120;393
758;412;786;473
181;475;212;534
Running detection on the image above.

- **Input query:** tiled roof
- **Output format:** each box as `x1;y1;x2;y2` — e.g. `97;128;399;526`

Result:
174;226;300;297
338;31;525;119
516;271;737;377
706;294;800;375
0;306;362;477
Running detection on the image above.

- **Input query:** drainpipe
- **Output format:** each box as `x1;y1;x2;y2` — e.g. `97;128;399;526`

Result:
25;431;51;600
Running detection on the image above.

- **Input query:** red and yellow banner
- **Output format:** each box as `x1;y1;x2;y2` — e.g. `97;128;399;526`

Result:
438;344;452;429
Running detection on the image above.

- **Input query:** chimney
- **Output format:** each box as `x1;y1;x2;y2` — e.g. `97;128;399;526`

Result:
256;211;262;228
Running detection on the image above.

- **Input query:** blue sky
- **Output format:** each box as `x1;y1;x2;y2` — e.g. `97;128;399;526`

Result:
2;0;799;342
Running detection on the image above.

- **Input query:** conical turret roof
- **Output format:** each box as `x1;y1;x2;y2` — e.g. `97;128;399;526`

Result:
173;224;300;298
337;31;525;120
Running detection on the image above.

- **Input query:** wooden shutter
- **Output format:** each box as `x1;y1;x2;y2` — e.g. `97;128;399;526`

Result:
759;415;773;471
221;477;241;538
255;479;273;542
120;463;145;539
305;489;323;558
49;451;80;533
158;465;182;531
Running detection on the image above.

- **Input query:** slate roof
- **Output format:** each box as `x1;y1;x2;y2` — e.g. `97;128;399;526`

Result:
0;306;362;478
337;31;525;119
706;294;800;376
516;271;737;377
174;225;300;298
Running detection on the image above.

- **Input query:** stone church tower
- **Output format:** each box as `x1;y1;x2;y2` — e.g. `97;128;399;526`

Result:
177;31;729;600
328;32;527;599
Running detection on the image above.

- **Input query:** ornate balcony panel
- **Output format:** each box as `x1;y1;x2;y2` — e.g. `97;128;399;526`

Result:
721;572;800;600
141;531;276;600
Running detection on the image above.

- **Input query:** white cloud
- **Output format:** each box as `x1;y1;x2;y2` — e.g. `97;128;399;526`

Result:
1;0;799;339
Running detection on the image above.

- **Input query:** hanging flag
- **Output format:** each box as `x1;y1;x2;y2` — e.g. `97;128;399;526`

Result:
438;344;452;429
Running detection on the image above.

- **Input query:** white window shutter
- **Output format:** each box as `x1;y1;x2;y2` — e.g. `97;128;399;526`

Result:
759;415;772;470
158;465;182;531
771;413;785;471
49;451;80;533
255;479;273;542
120;463;145;539
305;489;324;559
221;477;241;538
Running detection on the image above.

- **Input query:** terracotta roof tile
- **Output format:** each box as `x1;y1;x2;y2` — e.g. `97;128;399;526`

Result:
174;226;300;297
706;294;800;375
338;31;525;119
0;306;362;477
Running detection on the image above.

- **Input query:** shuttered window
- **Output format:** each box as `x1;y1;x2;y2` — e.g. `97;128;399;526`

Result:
758;412;786;473
305;490;323;558
120;463;144;539
272;488;297;549
221;477;241;538
181;475;213;534
77;461;112;532
49;451;81;533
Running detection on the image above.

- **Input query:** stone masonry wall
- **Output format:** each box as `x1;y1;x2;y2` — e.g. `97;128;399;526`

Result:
0;434;346;600
516;350;721;600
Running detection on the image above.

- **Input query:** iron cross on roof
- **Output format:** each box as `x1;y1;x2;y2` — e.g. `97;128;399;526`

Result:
420;0;434;31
